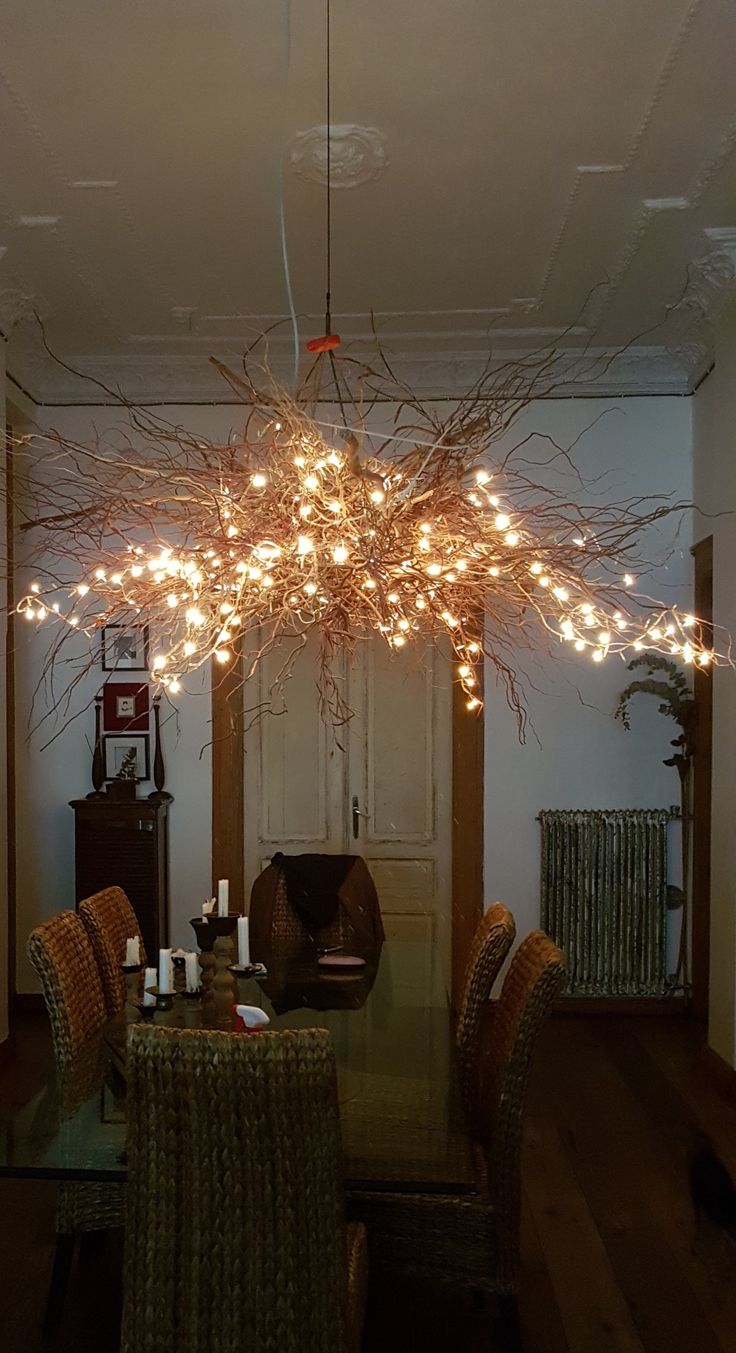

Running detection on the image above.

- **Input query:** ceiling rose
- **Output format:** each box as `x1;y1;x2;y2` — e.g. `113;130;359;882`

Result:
289;124;387;189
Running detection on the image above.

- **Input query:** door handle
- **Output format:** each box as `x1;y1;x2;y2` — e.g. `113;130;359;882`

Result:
351;795;367;840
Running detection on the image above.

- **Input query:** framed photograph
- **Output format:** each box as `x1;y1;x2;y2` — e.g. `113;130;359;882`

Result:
102;681;150;732
103;734;150;783
101;623;150;673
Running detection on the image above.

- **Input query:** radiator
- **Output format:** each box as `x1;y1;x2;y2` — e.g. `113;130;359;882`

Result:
539;809;671;998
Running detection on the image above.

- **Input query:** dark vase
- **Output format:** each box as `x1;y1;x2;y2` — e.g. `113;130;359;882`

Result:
107;779;137;802
86;696;105;799
149;697;172;800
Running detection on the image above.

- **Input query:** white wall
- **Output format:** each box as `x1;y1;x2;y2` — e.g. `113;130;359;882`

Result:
484;398;693;952
693;299;736;1067
13;395;693;993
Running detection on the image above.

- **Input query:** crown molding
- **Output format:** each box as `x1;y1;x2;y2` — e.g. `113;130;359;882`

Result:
6;343;701;407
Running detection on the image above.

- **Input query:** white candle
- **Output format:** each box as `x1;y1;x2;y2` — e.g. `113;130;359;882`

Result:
143;967;157;1007
237;916;251;968
125;936;140;966
184;952;199;992
158;948;173;994
217;879;229;917
202;897;213;917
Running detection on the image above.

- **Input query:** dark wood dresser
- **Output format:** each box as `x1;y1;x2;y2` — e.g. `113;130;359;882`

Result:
70;798;172;957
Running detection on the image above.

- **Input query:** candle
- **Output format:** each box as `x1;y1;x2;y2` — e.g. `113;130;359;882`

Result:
202;897;215;917
217;879;229;917
143;967;157;1008
158;948;173;994
237;916;251;968
125;936;140;966
184;952;199;992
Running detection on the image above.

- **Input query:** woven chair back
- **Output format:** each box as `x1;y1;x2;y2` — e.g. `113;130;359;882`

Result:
27;910;108;1070
79;886;146;1016
455;902;515;1111
270;868;349;947
122;1024;348;1353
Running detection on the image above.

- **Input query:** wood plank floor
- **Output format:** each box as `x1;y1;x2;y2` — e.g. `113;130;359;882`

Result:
1;1012;735;1352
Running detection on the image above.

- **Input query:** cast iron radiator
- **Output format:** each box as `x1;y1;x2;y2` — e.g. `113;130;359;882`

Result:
539;808;671;997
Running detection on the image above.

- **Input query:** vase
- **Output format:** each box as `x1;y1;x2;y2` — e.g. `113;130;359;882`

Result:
86;696;105;799
149;696;172;800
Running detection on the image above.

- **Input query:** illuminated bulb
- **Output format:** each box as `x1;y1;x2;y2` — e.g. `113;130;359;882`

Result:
392;634;406;648
697;651;711;666
220;602;233;614
415;597;426;610
299;504;313;518
363;578;376;590
304;474;319;490
467;643;480;654
297;536;314;555
574;639;585;652
561;620;575;640
52;603;59;613
370;489;385;504
153;572;165;584
327;452;341;467
504;531;519;547
650;628;662;642
387;592;399;603
530;562;543;575
426;563;442;577
214;648;231;664
456;560;467;572
466;697;480;711
682;643;694;664
475;469;490;485
152;655;166;670
94;569;106;581
226;525;238;538
167;594;178;609
616;618;627;630
294;455;306;468
131;565;143;578
289;594;298;605
665;625;675;637
262;575;274;587
683;615;695;627
398;619;410;631
420;523;432;535
573;536;585;547
489;566;500;577
418;538;430;552
598;632;611;645
445;572;456;582
251;473;267;488
623;574;634;587
329;501;342;514
304;582;318;596
37;606;47;621
185;608;205;627
552;587;569;602
487;495;499;507
30;583;39;594
458;664;472;678
77;583;90;596
169;680;181;694
247;566;262;580
592;649;604;663
584;615;596;628
634;641;644;652
580;603;593;614
184;641;197;657
69;616;79;626
495;513;511;531
539;576;550;588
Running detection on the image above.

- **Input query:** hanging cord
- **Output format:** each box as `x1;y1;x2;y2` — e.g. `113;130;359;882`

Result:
279;0;299;390
324;0;332;335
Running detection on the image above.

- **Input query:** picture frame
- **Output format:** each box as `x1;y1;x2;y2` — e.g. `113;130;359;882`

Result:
101;623;150;673
102;681;150;733
103;733;150;783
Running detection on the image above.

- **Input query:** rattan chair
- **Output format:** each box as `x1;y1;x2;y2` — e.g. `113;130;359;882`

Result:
27;910;126;1336
251;856;384;952
121;1024;368;1353
348;931;565;1323
79;885;146;1016
455;901;516;1122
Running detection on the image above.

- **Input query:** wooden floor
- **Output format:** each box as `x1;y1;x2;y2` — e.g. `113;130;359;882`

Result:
2;1011;736;1352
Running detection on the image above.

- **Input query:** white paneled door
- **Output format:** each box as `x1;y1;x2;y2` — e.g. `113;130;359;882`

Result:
244;632;452;973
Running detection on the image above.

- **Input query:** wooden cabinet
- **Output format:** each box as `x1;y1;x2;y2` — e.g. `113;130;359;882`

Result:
70;798;172;957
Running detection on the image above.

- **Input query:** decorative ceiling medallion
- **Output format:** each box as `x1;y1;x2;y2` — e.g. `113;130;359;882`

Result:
289;124;387;189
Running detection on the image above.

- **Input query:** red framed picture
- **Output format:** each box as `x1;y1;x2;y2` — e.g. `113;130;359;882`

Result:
102;681;150;733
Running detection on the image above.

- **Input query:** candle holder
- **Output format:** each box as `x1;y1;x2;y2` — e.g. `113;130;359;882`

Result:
144;986;175;1012
181;985;202;1000
228;962;267;979
205;914;239;940
190;917;215;952
121;963;144;1007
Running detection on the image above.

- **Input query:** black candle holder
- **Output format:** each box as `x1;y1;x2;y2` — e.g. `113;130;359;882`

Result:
144;986;175;1011
190;917;215;952
228;962;267;979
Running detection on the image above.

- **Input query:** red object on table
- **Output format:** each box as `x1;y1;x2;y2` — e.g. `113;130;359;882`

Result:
306;333;341;352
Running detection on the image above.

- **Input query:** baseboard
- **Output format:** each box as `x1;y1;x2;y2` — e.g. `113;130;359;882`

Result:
11;993;46;1014
700;1042;736;1101
554;995;689;1016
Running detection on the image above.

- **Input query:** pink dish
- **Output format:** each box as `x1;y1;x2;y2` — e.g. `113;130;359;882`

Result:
317;954;367;969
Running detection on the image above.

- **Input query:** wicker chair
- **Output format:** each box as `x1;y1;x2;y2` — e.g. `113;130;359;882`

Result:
27;910;126;1336
455;902;516;1122
121;1024;368;1353
251;857;383;952
348;931;565;1320
79;885;146;1016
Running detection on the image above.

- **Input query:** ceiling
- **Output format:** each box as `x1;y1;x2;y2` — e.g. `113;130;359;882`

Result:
1;0;736;402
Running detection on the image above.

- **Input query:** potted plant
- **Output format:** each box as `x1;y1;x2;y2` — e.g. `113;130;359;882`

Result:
107;747;139;801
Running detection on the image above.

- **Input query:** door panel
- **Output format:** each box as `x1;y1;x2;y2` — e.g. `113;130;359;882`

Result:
364;641;435;843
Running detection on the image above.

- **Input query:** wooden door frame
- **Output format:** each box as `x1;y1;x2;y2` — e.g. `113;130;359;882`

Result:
211;648;484;1009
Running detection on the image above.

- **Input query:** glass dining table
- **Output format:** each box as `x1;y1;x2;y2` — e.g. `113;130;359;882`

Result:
0;934;476;1196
